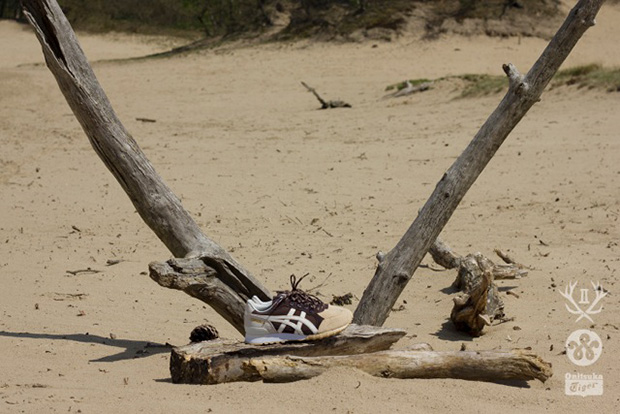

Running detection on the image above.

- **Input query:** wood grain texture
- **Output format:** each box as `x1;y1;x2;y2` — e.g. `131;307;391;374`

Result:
246;348;552;383
170;324;407;384
353;0;604;326
451;254;504;336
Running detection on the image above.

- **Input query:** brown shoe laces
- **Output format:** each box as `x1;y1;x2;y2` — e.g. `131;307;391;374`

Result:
273;274;328;314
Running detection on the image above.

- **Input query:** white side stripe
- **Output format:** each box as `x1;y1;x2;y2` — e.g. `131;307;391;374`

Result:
260;309;318;335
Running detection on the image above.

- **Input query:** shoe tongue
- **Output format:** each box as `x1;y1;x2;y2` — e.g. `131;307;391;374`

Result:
271;291;289;306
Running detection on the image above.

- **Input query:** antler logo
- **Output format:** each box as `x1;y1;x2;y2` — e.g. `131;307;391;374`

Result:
559;281;608;323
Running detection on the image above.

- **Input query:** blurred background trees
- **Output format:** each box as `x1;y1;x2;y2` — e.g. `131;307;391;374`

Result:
1;1;561;39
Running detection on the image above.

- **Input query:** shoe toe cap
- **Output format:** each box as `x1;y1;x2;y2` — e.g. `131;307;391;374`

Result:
319;305;353;333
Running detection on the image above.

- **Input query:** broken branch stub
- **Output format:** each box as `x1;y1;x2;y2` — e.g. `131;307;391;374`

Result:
353;0;604;327
22;0;271;334
451;254;505;336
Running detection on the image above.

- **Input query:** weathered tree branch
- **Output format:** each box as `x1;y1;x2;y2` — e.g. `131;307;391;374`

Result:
170;324;407;384
353;0;604;326
246;349;551;383
244;350;552;382
430;239;528;280
22;0;271;334
173;343;552;384
451;254;505;335
301;81;351;109
429;238;462;269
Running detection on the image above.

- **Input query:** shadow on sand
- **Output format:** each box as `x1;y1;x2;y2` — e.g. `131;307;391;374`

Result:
0;331;172;362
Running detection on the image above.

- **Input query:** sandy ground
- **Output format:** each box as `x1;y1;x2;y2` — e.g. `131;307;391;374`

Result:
1;2;619;413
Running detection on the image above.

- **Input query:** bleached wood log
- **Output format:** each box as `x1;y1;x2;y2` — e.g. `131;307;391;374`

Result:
246;349;552;383
170;324;407;384
174;343;551;384
354;0;603;326
22;0;271;334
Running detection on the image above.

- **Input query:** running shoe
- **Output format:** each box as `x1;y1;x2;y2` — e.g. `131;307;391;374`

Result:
244;274;352;344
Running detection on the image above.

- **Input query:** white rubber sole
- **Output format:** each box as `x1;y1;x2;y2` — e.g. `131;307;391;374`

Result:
245;323;350;345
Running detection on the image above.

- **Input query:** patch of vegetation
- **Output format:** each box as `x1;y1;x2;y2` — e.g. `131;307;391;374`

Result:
434;0;561;22
277;0;415;40
38;0;273;37
2;0;566;41
457;74;507;97
387;65;620;99
553;64;620;92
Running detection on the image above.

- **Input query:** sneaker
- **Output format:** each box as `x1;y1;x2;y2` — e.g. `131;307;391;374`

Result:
244;274;353;344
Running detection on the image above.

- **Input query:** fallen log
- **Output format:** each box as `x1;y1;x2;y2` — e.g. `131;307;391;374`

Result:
246;349;552;383
173;338;551;384
171;324;406;384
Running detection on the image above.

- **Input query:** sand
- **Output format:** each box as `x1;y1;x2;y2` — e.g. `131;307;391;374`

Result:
1;2;619;413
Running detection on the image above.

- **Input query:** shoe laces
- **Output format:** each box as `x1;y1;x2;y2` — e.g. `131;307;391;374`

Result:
275;274;328;314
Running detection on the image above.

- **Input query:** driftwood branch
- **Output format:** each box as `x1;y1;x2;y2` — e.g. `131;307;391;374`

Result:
451;254;505;335
22;0;271;334
170;324;407;384
149;258;251;333
246;349;551;383
301;81;351;109
429;239;527;335
173;339;551;384
390;80;433;98
429;238;462;269
353;0;603;326
171;322;552;385
430;239;528;280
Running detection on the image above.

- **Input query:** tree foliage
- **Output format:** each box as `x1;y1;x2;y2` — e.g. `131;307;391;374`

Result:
2;0;562;39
